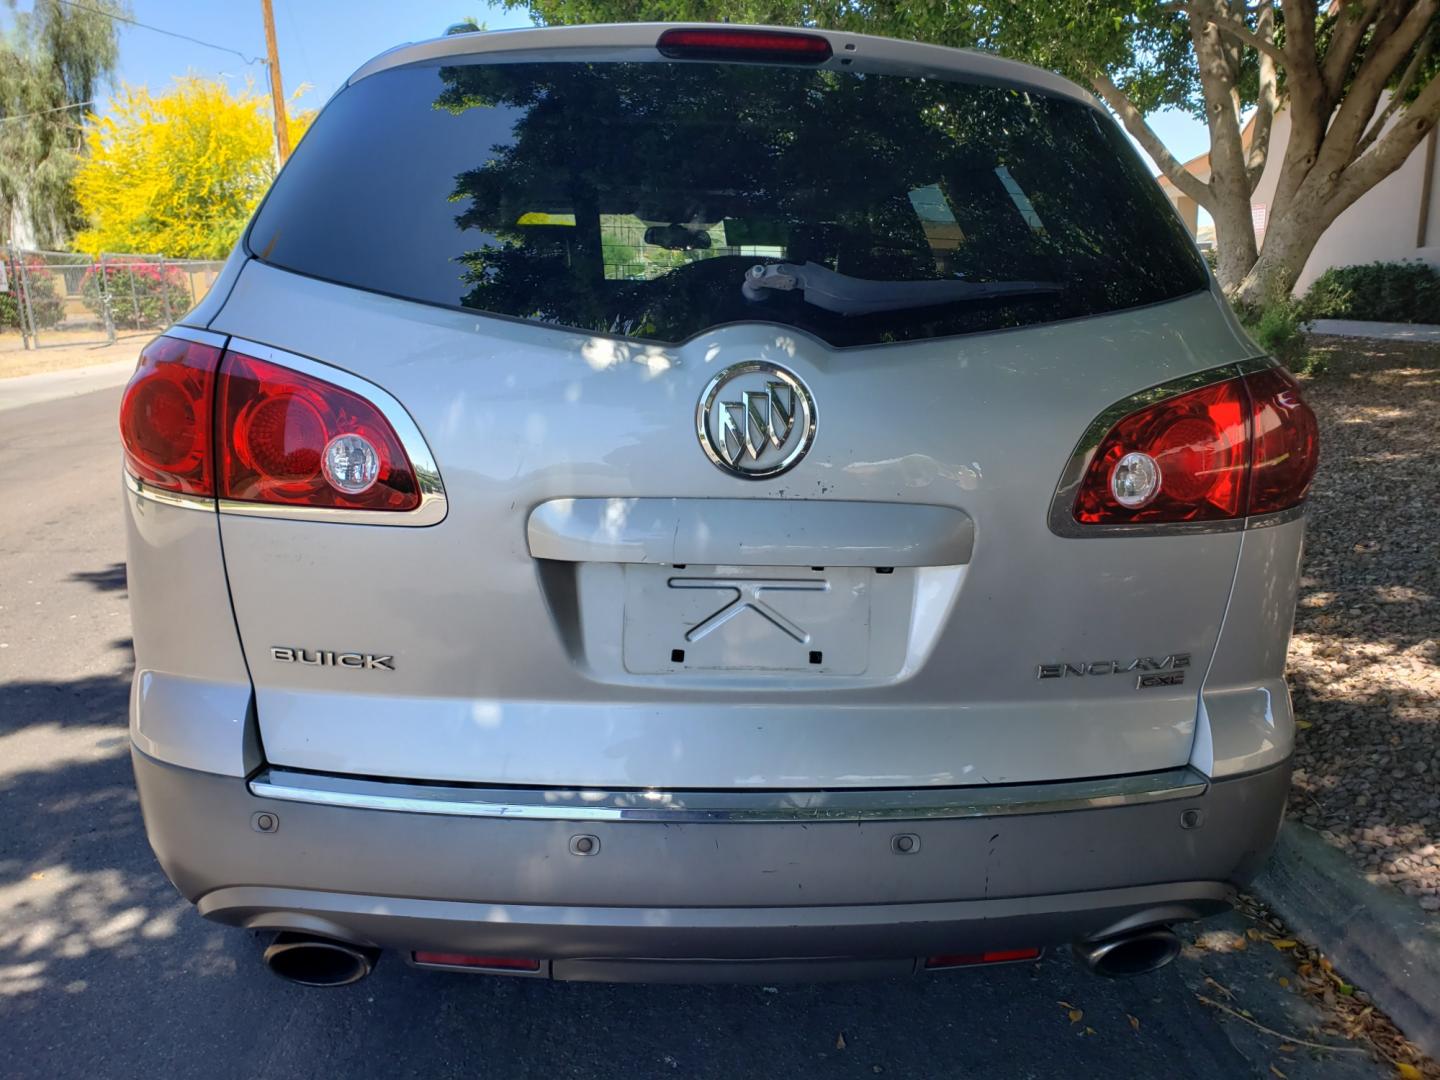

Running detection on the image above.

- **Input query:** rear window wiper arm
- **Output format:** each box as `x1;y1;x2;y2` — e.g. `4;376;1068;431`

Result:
741;262;1061;316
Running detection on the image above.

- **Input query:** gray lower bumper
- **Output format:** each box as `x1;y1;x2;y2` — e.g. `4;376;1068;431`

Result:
132;748;1289;979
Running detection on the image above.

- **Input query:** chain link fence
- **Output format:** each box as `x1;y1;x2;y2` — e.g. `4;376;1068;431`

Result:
1;246;225;353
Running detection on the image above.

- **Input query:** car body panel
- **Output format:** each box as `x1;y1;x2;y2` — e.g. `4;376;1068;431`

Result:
205;263;1260;788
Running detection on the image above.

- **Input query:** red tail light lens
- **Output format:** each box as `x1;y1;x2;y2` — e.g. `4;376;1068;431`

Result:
1074;377;1249;525
217;352;420;511
657;28;834;63
119;335;221;495
1245;366;1319;515
1069;366;1318;527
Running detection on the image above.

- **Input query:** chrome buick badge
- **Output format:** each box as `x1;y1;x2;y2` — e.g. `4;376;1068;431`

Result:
696;361;816;479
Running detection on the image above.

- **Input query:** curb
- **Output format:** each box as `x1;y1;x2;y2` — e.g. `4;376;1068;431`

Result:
1252;820;1440;1058
1306;319;1440;343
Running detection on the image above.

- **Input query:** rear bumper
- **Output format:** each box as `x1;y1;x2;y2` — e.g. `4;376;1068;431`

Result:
132;747;1290;981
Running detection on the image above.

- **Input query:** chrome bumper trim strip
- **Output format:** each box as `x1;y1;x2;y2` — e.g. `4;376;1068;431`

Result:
125;471;216;512
248;766;1210;823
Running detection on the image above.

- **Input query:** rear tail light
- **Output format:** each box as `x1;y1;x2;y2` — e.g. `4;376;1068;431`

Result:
1245;366;1320;515
925;947;1042;969
1068;365;1318;528
657;27;834;63
120;336;222;495
120;334;423;514
217;352;419;511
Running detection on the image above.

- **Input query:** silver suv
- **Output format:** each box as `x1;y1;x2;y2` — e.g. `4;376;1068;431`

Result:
123;24;1318;987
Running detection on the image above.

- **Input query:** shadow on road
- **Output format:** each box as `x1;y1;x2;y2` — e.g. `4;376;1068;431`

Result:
68;562;128;594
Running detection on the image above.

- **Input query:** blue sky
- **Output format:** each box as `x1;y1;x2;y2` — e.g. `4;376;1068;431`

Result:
7;2;1211;200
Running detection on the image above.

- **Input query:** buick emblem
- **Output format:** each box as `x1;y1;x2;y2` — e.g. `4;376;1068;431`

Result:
696;362;816;479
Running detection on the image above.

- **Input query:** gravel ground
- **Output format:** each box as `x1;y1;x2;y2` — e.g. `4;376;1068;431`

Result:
1286;336;1440;912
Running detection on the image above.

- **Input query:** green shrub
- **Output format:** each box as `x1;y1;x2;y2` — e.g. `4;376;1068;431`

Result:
0;261;66;331
80;262;193;330
1299;260;1440;323
1237;298;1327;376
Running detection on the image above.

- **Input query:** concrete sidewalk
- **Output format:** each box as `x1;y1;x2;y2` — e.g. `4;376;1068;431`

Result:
0;359;135;414
1309;319;1440;343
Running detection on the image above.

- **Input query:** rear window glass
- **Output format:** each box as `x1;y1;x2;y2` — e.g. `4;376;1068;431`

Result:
248;60;1207;348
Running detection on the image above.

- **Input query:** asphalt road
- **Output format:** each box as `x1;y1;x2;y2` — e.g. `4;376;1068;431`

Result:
0;385;1389;1080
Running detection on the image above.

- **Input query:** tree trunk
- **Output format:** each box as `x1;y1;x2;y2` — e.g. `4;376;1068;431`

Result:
1232;192;1331;307
1211;188;1260;293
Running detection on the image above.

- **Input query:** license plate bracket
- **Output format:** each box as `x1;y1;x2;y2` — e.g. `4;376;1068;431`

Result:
622;564;871;674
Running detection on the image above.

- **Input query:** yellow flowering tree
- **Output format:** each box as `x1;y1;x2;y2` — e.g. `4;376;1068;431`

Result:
73;78;312;259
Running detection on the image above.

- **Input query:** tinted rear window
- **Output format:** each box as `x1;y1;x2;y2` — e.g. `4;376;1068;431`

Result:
249;59;1207;348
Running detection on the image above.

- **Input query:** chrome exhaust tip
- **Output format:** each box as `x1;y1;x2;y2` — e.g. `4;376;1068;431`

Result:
262;932;379;987
1073;926;1182;978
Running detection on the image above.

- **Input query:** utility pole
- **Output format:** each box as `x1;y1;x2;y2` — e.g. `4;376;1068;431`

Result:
260;0;291;163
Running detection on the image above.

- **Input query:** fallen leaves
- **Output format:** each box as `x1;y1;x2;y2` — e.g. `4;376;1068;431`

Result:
1227;894;1440;1078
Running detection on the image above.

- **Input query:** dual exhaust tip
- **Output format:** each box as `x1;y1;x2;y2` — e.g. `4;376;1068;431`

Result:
261;926;1181;987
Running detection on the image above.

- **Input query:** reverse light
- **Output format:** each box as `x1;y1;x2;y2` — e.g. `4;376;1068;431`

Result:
119;335;222;495
1110;451;1160;508
217;352;420;511
1069;365;1318;528
657;27;834;63
323;433;381;495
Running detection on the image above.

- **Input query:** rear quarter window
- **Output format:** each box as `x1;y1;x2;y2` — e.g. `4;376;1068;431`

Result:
248;59;1207;348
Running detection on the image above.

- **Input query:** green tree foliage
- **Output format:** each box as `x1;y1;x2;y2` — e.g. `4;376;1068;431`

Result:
0;0;124;248
502;1;1440;304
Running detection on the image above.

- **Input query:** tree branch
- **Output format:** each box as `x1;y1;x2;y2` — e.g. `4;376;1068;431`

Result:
1329;72;1440;217
1320;0;1437;171
1091;72;1214;208
1322;0;1390;102
1196;1;1289;66
1280;0;1321;73
1247;0;1280;191
1353;28;1435;161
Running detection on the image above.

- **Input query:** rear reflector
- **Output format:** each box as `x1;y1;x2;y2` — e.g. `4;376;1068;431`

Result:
925;947;1043;969
657;27;833;63
412;952;541;972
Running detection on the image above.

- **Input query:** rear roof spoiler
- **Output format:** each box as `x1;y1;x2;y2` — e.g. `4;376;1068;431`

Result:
345;22;1102;112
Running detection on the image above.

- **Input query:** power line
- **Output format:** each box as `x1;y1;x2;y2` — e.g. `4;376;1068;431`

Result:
0;100;96;124
52;0;268;68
